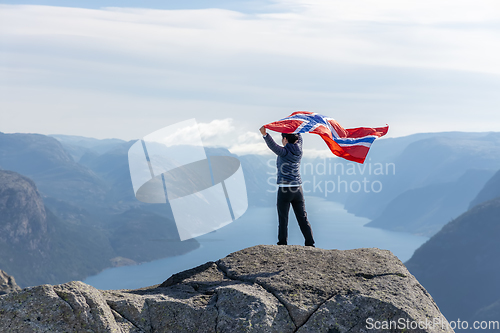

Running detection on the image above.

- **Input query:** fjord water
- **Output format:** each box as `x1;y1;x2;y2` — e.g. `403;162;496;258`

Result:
84;196;428;290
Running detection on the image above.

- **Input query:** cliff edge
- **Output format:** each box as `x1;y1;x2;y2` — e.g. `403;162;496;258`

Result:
0;245;454;332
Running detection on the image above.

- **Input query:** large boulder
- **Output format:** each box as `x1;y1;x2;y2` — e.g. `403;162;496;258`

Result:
0;245;454;332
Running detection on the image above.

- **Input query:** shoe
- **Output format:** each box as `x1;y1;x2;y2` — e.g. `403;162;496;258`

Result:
305;244;315;247
277;242;287;245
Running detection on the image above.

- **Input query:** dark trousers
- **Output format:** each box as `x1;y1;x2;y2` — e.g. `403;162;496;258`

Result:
277;186;315;246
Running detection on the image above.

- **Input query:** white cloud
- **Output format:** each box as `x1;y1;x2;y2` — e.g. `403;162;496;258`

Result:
198;119;235;140
1;1;500;141
229;141;272;156
228;131;271;155
195;119;271;155
2;2;499;73
289;0;500;24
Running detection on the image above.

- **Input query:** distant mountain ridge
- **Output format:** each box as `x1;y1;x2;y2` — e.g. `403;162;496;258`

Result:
345;132;500;218
0;133;200;287
3;129;500;289
0;132;109;210
366;169;494;236
0;132;280;287
342;132;500;237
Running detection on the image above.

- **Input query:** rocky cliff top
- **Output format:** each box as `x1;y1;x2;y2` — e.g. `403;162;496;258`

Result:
0;245;454;332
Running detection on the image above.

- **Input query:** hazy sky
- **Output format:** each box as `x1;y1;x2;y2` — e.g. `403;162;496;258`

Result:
1;0;500;154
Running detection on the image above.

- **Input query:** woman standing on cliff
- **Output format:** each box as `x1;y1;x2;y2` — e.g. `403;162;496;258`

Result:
260;126;315;247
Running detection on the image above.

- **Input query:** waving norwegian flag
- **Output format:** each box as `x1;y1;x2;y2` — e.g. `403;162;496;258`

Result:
264;111;389;164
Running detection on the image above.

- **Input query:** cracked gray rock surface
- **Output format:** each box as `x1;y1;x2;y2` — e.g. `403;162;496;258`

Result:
0;245;454;332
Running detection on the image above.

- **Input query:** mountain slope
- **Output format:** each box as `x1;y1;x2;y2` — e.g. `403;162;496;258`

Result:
0;170;47;247
0;169;199;287
406;197;500;324
469;169;500;209
0;170;115;287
